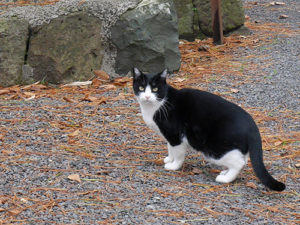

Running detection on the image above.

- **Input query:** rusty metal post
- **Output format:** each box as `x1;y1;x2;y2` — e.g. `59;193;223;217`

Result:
211;0;224;45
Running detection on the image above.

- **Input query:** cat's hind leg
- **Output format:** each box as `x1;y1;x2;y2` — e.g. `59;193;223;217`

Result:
164;142;187;171
211;150;248;183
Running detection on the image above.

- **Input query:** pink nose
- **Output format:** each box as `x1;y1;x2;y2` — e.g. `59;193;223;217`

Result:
145;96;150;100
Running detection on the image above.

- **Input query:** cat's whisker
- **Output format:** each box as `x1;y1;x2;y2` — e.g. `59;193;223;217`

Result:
158;99;171;120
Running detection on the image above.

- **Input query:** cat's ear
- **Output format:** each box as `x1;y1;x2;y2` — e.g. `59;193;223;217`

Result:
132;67;142;79
160;69;168;79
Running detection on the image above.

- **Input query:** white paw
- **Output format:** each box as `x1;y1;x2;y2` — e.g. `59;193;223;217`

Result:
215;174;232;183
164;161;182;171
215;170;238;183
164;156;174;164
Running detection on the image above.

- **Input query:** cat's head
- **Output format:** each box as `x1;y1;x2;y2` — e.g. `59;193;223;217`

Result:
132;68;168;104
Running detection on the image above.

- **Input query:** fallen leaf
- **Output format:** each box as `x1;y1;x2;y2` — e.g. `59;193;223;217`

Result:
246;182;257;189
98;96;107;105
22;81;40;90
1;150;14;155
7;94;19;100
22;82;48;91
100;84;117;91
23;91;35;97
279;14;288;19
172;78;186;83
94;70;110;81
82;94;98;102
0;89;10;95
270;1;285;6
275;2;285;5
0;198;8;205
113;77;132;86
274;141;283;146
9;85;20;93
195;66;205;70
63;81;92;87
91;78;103;87
24;95;36;101
32;84;48;90
8;209;22;216
37;128;45;134
209;169;220;174
63;96;76;103
68;129;80;137
68;174;81;183
230;88;239;93
267;206;279;212
192;168;202;174
154;159;164;166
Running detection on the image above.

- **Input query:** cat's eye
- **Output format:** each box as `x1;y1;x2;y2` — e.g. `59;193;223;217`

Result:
152;87;158;92
139;86;145;91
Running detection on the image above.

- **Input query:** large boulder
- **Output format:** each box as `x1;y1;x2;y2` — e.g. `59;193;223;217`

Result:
0;18;29;87
27;12;103;84
173;0;196;41
0;0;180;86
111;0;181;74
174;0;245;40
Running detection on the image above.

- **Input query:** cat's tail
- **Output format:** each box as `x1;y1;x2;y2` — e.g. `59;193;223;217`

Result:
248;133;286;192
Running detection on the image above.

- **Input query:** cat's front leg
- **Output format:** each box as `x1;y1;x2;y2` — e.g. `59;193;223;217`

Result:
164;143;174;164
164;142;187;171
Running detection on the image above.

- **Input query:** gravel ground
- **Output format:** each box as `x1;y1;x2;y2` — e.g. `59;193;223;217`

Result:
0;0;299;224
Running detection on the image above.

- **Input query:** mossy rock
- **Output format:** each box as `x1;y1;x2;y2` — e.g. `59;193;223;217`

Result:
0;17;29;87
195;0;245;36
27;12;103;84
174;0;245;40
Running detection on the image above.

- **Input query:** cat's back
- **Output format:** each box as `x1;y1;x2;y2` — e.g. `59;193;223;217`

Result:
176;88;236;110
170;87;251;122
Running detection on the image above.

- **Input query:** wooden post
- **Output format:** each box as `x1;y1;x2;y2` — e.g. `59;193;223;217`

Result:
211;0;224;45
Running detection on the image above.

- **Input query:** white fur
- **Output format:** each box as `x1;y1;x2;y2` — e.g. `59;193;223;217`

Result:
133;68;141;77
205;150;249;183
164;137;189;170
137;85;164;136
163;137;248;183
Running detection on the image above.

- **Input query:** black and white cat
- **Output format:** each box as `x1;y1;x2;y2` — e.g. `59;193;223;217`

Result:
133;68;285;191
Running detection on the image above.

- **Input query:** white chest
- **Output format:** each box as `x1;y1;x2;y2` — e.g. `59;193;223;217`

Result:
140;103;164;137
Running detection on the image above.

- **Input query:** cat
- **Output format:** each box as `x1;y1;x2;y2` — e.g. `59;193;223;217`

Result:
132;67;285;192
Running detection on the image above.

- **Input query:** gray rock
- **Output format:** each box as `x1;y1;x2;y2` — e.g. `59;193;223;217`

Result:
22;64;34;84
0;17;29;87
111;0;181;74
27;12;102;84
0;0;180;85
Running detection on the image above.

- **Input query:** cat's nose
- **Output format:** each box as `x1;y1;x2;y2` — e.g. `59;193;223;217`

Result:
145;96;150;100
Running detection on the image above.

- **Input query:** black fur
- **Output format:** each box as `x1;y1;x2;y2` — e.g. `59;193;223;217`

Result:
133;68;285;191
